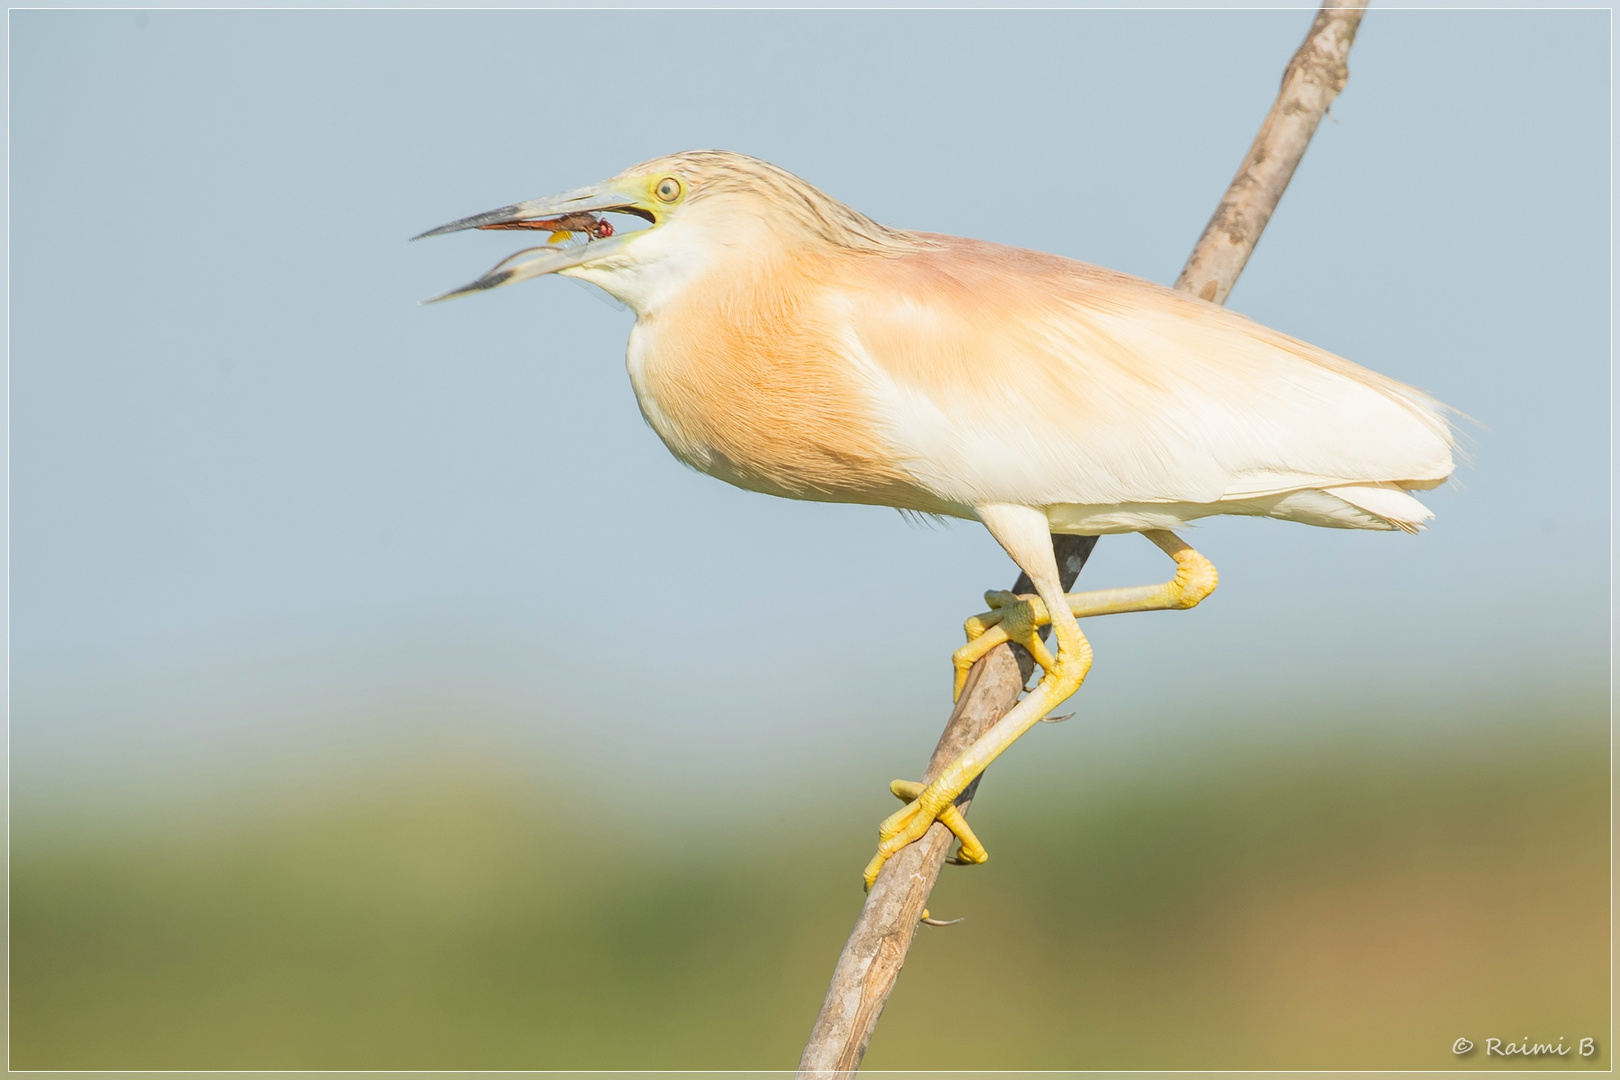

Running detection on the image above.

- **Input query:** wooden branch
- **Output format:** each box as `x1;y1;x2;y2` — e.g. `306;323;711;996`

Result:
1175;1;1369;305
797;535;1094;1078
798;4;1368;1075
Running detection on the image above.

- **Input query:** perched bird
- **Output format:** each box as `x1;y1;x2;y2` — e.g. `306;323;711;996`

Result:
416;150;1455;887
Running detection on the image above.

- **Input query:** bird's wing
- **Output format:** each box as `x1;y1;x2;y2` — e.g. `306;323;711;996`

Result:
834;235;1455;510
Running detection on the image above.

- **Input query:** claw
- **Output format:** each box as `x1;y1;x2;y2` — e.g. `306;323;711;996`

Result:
920;908;965;927
1039;711;1074;724
944;850;986;866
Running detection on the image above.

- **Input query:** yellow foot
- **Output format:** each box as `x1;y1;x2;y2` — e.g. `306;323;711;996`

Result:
862;779;988;889
951;591;1054;701
950;532;1218;700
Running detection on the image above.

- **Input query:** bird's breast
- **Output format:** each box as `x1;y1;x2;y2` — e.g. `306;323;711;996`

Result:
622;297;953;513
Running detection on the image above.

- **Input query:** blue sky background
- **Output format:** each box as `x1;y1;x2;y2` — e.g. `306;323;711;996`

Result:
10;9;1609;822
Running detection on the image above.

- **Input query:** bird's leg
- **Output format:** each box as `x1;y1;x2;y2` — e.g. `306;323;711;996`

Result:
865;505;1092;888
865;526;1220;886
950;529;1218;700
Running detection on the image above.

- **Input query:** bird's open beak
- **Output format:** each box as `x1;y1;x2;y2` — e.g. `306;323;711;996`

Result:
412;180;654;303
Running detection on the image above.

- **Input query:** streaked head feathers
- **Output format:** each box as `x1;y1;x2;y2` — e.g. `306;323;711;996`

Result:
615;150;925;256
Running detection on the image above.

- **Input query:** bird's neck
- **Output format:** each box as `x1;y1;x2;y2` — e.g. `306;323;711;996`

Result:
565;212;835;320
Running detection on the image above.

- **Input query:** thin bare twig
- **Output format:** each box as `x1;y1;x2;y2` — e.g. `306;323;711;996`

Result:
1176;2;1369;304
797;4;1369;1076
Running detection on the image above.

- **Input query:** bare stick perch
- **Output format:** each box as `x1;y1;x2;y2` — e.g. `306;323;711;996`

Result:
1176;2;1370;304
797;3;1369;1075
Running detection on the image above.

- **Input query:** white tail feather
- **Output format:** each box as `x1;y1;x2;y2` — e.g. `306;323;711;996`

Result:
1324;483;1435;533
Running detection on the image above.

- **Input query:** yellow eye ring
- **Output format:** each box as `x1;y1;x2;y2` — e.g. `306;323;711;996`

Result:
655;176;682;202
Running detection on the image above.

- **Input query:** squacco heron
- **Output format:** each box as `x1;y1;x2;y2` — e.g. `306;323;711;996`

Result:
417;150;1455;888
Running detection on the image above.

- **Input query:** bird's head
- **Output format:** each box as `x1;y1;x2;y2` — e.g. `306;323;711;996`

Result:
415;149;920;314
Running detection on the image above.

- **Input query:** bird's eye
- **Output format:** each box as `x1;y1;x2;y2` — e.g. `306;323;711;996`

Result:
655;177;682;202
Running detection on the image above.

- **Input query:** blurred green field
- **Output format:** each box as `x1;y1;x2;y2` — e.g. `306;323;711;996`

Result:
11;702;1608;1071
